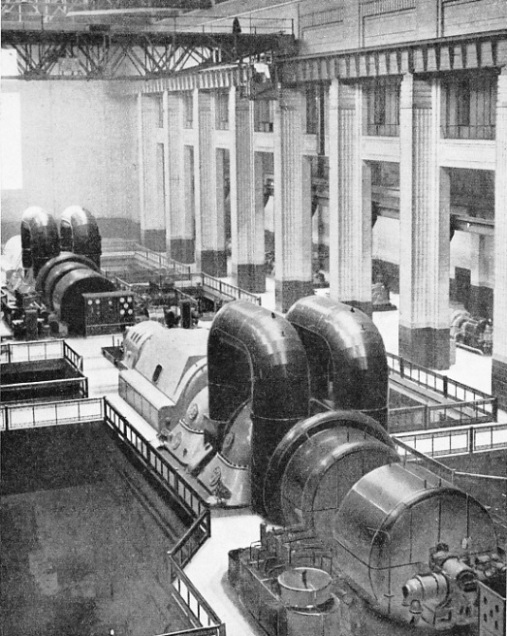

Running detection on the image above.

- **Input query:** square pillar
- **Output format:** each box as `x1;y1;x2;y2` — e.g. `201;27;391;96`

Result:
399;75;451;369
230;89;266;293
273;88;313;312
166;92;195;263
138;93;166;251
328;79;373;315
469;234;494;320
195;90;226;277
492;69;507;409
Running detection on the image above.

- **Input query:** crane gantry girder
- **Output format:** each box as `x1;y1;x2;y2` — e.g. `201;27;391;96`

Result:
1;23;297;79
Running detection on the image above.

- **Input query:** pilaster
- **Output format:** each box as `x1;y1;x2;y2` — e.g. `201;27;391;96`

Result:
166;92;195;263
328;79;372;315
469;235;493;319
138;93;166;251
230;89;266;293
273;89;313;312
195;90;226;277
492;69;507;409
399;75;451;369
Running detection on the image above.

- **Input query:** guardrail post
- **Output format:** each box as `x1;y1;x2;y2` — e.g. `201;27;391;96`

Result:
468;427;474;453
443;375;448;398
424;406;429;430
399;358;404;378
492;398;498;422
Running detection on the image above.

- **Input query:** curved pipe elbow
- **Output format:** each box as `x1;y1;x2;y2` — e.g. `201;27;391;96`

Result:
208;300;310;516
60;206;102;267
208;301;309;424
21;207;60;275
286;296;388;428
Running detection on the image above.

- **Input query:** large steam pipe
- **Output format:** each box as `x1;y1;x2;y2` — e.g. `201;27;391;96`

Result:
208;301;310;516
60;206;102;268
286;296;389;428
20;207;60;277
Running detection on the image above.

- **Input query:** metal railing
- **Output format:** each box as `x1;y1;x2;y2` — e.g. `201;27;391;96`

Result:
1;339;73;364
170;511;211;570
166;557;225;636
389;398;498;433
133;246;192;280
441;124;495;140
197;273;261;305
1;395;222;636
1;397;104;431
1;376;89;403
103;398;207;519
394;421;507;458
1;339;87;403
104;243;261;305
1;338;83;372
103;399;222;636
387;352;495;405
393;435;507;540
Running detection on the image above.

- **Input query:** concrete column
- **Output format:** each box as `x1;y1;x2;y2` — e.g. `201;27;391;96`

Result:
492;69;507;409
328;79;373;315
399;75;451;369
195;90;226;277
273;88;313;312
230;89;266;293
138;94;166;251
469;234;494;319
166;93;194;263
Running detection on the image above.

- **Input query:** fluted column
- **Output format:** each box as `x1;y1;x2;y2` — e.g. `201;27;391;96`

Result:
166;92;194;263
138;93;166;251
492;69;507;409
230;89;266;293
399;74;451;369
469;234;493;319
195;90;226;277
274;88;313;312
328;79;372;315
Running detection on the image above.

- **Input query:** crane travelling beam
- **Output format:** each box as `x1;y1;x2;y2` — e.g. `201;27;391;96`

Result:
1;24;296;79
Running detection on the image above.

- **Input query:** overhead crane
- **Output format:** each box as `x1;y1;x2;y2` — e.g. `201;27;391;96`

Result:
1;5;296;79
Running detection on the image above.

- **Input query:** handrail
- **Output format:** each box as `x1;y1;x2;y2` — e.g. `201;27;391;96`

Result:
103;398;208;519
1;376;88;402
387;351;495;405
102;399;224;636
170;510;211;570
392;436;507;537
63;340;83;372
392;436;457;482
394;421;507;458
1;396;224;636
104;243;260;305
132;245;192;279
1;339;64;363
389;397;498;432
0;339;84;371
1;397;104;431
197;273;261;305
166;557;226;636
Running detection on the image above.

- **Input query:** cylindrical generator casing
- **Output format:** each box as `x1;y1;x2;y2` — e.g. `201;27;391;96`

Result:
52;269;115;334
21;207;60;277
330;462;499;627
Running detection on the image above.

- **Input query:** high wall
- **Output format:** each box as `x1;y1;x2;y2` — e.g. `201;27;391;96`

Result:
1;80;140;243
192;0;507;54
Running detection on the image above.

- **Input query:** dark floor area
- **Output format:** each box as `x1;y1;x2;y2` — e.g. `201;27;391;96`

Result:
1;423;191;636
